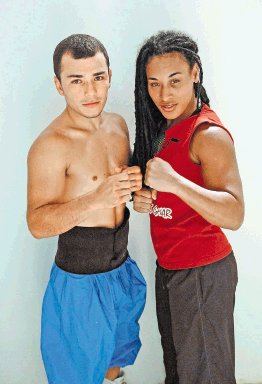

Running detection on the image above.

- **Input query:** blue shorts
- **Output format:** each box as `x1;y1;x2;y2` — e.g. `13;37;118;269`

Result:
41;256;146;384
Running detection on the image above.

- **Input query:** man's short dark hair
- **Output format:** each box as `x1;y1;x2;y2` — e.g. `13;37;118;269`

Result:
53;34;110;81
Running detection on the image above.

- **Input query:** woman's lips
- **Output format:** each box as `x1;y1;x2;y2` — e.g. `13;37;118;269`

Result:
160;103;177;112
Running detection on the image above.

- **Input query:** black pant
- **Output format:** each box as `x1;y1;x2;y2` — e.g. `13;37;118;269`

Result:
155;252;238;384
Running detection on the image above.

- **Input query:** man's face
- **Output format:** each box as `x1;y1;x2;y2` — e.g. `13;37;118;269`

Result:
55;51;111;119
146;52;198;123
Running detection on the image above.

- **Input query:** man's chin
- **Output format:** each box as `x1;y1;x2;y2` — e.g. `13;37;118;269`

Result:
84;106;104;119
80;109;103;119
85;113;102;119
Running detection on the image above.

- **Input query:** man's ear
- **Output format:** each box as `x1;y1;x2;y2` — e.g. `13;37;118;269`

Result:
108;68;112;87
54;76;64;96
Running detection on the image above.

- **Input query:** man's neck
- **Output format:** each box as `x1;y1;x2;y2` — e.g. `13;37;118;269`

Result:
64;106;103;132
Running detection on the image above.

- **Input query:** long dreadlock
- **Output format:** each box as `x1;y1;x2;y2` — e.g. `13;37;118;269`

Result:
133;31;210;176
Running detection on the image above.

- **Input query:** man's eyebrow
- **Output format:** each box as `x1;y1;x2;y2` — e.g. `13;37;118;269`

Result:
67;71;107;78
93;71;107;76
148;72;182;80
67;74;83;78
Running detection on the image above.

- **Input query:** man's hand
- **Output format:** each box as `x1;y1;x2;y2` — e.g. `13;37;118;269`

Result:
145;157;179;193
122;165;143;192
133;188;157;213
94;166;142;209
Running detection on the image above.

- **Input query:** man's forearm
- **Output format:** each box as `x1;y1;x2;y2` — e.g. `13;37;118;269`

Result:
27;190;100;239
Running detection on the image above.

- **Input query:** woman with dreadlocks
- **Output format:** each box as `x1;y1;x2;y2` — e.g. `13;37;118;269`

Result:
133;31;244;384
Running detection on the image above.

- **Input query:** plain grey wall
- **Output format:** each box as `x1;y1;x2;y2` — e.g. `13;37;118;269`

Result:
0;1;262;383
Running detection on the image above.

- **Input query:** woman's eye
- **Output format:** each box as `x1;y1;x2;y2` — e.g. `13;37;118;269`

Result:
171;79;180;84
150;82;159;87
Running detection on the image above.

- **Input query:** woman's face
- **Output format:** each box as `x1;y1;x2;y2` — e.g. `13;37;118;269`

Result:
146;52;199;124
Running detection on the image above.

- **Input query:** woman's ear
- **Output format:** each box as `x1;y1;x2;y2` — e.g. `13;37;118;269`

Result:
192;63;199;83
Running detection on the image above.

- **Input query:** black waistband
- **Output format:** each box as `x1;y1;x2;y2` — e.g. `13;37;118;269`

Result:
55;208;130;274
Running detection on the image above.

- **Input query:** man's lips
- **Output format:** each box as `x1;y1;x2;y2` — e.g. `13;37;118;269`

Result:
82;101;100;107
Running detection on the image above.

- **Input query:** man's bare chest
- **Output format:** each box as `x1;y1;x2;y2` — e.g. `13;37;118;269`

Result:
64;133;129;192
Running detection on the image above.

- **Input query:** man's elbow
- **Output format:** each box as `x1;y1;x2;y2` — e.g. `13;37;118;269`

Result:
27;222;44;239
27;213;46;239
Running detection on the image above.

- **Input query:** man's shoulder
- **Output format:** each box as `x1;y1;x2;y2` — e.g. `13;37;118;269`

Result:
104;111;126;123
103;112;128;134
28;118;69;162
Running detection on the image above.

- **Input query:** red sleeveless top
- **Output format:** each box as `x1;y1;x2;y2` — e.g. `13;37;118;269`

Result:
149;104;232;269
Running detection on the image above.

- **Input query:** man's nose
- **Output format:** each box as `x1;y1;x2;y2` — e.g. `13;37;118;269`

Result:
83;81;96;95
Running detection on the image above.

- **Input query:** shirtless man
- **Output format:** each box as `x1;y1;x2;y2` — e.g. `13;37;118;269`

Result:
27;34;146;384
